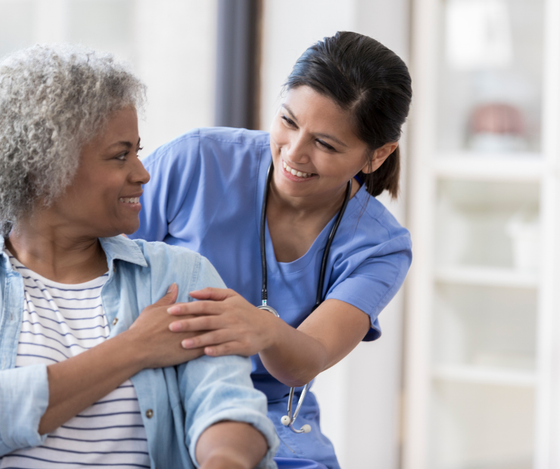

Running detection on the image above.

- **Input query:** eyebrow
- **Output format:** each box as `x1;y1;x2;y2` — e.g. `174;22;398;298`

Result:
282;104;348;148
106;138;142;150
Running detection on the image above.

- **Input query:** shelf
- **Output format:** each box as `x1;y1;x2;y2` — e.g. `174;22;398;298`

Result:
433;365;537;387
433;154;546;182
435;265;539;288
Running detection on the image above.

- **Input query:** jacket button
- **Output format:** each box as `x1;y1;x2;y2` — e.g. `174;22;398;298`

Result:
112;318;118;326
146;409;154;419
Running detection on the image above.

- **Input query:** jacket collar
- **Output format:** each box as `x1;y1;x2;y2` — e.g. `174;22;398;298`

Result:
99;236;148;268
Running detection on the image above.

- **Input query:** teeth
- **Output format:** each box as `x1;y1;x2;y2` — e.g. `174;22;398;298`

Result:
283;161;312;178
119;197;139;204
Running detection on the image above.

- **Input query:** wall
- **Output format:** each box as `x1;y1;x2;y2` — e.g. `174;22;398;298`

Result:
260;1;410;467
0;0;217;156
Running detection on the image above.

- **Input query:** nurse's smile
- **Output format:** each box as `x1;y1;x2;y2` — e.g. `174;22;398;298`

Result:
282;160;315;180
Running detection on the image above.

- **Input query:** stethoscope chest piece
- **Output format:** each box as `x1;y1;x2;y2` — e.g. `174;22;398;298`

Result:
257;304;279;317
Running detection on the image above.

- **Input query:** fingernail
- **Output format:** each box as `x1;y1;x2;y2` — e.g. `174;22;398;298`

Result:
167;283;176;294
167;306;177;314
182;339;193;348
169;322;178;332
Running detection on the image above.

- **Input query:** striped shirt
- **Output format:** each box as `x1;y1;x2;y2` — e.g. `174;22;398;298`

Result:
1;251;150;469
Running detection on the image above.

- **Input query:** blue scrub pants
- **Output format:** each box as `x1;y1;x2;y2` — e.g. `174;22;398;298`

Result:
268;391;339;469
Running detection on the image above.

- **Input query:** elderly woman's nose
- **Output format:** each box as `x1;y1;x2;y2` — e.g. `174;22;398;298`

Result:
132;158;150;185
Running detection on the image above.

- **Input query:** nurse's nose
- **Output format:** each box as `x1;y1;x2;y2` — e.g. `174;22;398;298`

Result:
285;134;310;164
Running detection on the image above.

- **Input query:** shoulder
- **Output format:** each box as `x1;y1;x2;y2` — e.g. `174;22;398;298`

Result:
141;128;271;190
143;127;270;166
133;238;201;264
197;127;271;148
351;191;411;251
103;237;225;298
132;239;225;296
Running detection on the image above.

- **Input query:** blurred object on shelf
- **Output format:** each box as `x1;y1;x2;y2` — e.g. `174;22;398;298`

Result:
468;103;527;152
472;351;535;370
506;207;540;272
445;0;512;70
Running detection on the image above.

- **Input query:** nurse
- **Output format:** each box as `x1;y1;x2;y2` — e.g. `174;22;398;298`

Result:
130;31;412;469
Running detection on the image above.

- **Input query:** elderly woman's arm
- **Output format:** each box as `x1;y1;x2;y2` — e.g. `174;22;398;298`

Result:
38;284;204;434
0;284;202;446
196;422;267;469
180;354;278;469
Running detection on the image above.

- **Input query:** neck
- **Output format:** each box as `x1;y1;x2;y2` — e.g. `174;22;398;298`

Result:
5;212;107;284
264;177;357;263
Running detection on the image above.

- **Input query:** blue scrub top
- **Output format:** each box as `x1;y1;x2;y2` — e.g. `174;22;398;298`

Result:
130;127;412;469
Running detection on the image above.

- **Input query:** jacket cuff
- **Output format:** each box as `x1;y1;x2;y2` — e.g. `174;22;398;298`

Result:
0;364;49;452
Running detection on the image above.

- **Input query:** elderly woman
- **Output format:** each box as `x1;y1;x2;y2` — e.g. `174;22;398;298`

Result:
0;44;277;469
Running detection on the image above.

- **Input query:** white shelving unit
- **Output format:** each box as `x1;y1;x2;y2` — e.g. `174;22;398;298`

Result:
404;0;560;468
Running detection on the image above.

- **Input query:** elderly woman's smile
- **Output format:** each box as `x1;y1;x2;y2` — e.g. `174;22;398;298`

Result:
49;106;150;237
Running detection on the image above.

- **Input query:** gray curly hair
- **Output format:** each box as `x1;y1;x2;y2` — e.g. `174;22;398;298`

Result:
0;44;146;236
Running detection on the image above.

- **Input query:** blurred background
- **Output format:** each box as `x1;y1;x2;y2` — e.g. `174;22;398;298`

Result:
1;0;559;468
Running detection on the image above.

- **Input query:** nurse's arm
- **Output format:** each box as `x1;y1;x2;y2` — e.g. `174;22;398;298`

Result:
171;289;370;387
260;298;371;387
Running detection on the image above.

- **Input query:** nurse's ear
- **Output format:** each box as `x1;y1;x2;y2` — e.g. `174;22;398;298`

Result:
361;142;399;174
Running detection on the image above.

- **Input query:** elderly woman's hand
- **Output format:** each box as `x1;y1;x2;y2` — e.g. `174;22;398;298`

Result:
125;283;206;368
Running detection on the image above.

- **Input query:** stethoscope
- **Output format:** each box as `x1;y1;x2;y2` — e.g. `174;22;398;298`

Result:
257;162;352;434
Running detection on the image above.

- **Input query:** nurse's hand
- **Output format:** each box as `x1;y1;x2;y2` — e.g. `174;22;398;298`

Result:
167;287;279;357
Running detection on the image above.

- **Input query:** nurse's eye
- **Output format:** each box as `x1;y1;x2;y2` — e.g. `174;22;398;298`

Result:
317;139;336;152
281;115;297;128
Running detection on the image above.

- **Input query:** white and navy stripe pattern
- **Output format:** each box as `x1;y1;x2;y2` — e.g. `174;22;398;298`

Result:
1;251;150;469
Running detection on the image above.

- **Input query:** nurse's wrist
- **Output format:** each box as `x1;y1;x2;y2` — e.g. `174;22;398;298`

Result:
259;309;288;352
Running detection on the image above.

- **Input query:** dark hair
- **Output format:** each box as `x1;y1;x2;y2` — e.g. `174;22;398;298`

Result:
285;31;412;198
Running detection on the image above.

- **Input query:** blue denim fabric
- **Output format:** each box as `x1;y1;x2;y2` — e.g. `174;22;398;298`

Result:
0;235;278;468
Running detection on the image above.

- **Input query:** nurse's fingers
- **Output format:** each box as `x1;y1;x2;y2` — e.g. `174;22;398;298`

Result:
179;324;267;356
203;341;246;357
188;287;238;301
182;330;245;354
167;300;229;316
169;315;223;332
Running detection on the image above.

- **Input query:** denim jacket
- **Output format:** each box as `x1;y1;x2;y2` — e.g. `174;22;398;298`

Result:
0;236;278;468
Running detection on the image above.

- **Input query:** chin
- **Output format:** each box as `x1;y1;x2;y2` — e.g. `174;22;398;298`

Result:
121;225;139;236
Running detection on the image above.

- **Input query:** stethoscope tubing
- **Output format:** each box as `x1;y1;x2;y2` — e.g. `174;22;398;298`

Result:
259;161;352;433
